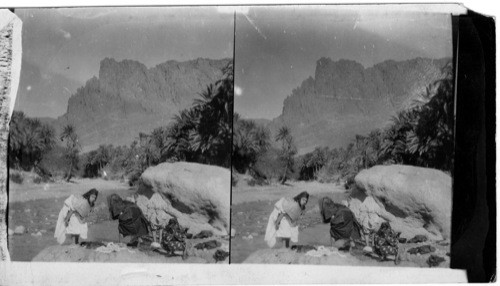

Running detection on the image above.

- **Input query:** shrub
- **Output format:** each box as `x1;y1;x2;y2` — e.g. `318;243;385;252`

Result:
32;176;42;184
10;172;24;184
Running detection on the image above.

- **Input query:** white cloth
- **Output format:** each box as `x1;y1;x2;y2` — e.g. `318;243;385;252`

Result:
146;193;172;228
54;195;89;244
305;246;347;258
95;242;134;254
135;193;172;229
350;196;385;233
264;198;299;248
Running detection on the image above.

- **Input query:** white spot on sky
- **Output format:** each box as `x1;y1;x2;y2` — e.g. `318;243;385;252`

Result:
235;85;243;97
26;86;31;91
58;29;71;39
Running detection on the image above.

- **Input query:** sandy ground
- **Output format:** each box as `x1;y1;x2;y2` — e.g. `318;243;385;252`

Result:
230;181;450;267
231;181;346;205
7;176;229;263
7;177;136;261
231;181;348;263
8;177;132;203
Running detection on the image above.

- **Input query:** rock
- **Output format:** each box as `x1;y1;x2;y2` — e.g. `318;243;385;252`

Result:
407;245;436;255
243;235;253;240
427;255;446;267
250;232;259;237
141;162;230;236
355;165;451;240
14;225;25;234
398;238;407;243
438;240;450;246
8;228;13;236
213;249;229;262
408;235;428;244
230;228;236;238
193;230;213;239
194;240;221;250
31;231;42;237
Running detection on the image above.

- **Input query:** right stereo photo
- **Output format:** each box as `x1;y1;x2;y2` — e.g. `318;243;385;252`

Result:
231;6;454;267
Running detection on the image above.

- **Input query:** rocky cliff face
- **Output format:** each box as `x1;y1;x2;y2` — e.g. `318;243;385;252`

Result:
55;57;231;151
270;57;450;153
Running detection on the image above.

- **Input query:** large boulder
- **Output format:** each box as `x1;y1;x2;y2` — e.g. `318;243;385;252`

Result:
140;162;230;236
354;165;451;240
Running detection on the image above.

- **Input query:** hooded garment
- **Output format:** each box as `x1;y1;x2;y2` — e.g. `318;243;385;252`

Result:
319;197;362;241
108;194;149;237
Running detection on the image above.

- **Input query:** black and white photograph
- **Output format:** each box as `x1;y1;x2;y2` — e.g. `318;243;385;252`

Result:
7;7;233;264
231;6;455;267
0;1;495;284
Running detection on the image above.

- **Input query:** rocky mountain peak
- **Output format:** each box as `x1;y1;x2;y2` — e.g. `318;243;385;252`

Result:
270;57;451;154
55;57;231;152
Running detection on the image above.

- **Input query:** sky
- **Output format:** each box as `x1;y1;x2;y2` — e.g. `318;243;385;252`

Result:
15;7;234;118
234;6;453;120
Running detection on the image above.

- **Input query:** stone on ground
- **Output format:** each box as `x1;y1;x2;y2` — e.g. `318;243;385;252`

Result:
14;225;25;234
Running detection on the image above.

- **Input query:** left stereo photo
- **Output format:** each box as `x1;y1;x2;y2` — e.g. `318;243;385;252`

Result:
7;7;233;263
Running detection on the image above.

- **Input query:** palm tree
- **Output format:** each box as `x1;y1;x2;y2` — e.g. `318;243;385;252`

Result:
8;111;55;170
232;114;271;173
274;126;297;184
60;124;80;182
163;61;234;168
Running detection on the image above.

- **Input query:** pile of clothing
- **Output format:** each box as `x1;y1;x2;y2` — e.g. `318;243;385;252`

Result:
305;246;347;258
95;242;135;254
160;218;188;257
373;222;400;261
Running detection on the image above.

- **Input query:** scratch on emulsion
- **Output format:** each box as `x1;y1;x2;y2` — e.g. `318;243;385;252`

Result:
244;14;267;40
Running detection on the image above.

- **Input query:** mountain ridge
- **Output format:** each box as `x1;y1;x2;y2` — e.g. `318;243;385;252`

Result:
50;57;231;152
265;57;451;154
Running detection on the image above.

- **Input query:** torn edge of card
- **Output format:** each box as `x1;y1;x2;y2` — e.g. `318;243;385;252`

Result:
0;9;22;265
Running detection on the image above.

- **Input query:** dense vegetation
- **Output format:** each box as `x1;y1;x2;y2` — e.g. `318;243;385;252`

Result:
233;62;454;185
9;62;234;185
9;111;55;170
9;60;452;186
